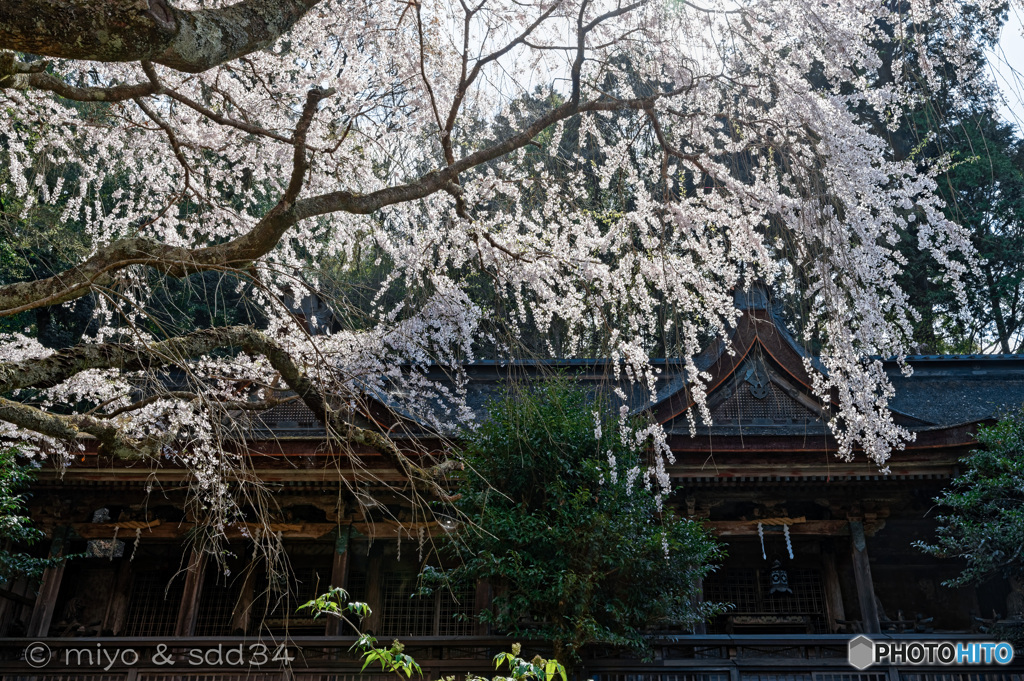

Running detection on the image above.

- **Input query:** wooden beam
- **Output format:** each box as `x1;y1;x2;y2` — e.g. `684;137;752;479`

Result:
27;527;68;637
669;448;967;477
174;548;207;637
708;520;850;537
326;525;351;637
666;423;980;455
72;521;339;540
849;521;880;634
0;585;34;607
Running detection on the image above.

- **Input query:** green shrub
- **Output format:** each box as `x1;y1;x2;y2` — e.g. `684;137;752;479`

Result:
0;447;61;580
424;380;724;663
915;409;1024;586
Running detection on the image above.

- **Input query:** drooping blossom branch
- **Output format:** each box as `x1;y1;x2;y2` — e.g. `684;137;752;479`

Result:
0;0;1002;520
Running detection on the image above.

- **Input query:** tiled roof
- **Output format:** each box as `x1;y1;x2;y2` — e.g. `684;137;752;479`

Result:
248;290;1024;440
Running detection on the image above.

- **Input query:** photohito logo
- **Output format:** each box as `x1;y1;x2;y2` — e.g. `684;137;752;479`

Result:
848;636;1014;670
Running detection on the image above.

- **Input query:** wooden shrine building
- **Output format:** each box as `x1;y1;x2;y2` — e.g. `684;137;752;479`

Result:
2;289;1023;680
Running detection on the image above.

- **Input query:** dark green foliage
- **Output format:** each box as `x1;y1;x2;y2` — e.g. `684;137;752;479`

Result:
873;4;1024;353
0;447;60;581
896;110;1024;353
143;270;269;337
937;114;1024;352
426;381;724;663
0;161;95;347
0;110;271;348
915;410;1024;586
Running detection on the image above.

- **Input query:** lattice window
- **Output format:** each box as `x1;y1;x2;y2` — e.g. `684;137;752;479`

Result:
290;562;331;609
709;362;820;425
707;568;759;611
704;567;828;633
345;573;366;603
256;560;332;633
259;401;317;428
437;583;476;637
378;572;475;637
194;566;244;637
740;674;812;681
380;573;434;637
121;568;185;636
594;674;730;681
705;568;826;614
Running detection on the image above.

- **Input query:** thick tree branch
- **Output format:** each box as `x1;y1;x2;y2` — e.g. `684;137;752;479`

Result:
0;208;297;316
0;326;451;483
0;326;250;393
135;97;194;187
0;396;162;459
0;54;308;146
0;87;338;317
644;106;708;174
0;93;658;318
444;1;561;143
96;391;298;419
0;0;679;325
0;53;156;100
296;94;657;219
284;87;336;203
0;0;321;73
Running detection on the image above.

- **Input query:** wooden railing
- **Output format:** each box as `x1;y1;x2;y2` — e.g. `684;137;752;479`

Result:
0;634;1016;680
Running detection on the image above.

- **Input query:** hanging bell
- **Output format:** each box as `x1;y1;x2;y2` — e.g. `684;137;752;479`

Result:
769;559;793;595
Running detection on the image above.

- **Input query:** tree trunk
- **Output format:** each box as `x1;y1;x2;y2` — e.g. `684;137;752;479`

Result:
0;0;319;73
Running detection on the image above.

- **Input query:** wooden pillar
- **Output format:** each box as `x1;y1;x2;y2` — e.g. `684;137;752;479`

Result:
102;558;133;635
822;549;845;632
27;527;69;637
362;548;383;634
174;548;207;637
473;580;492;635
325;525;352;636
849;521;880;634
230;566;259;634
690;577;708;635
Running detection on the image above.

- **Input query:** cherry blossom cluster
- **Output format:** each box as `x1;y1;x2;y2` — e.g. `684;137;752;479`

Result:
0;0;1006;519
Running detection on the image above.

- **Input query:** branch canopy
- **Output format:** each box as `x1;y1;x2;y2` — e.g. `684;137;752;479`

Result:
0;0;1002;541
